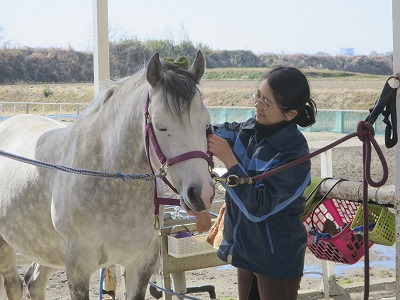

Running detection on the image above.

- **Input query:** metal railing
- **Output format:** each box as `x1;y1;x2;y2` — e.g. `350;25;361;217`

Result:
0;102;87;119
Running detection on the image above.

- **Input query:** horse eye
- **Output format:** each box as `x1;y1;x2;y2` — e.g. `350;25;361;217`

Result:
158;128;167;132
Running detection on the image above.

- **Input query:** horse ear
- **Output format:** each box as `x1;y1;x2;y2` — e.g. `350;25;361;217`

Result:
146;52;163;87
189;50;206;83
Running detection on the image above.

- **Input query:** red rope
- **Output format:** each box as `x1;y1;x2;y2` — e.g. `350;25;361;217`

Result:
250;131;357;183
355;121;388;300
250;121;388;185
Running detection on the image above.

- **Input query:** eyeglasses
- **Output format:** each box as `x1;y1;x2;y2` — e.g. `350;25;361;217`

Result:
252;91;280;109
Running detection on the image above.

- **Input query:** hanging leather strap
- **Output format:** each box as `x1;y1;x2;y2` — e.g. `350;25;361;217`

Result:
365;76;399;148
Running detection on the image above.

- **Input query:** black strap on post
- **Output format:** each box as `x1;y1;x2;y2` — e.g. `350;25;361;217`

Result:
365;76;399;148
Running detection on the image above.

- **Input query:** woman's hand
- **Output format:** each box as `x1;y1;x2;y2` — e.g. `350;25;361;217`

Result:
207;134;238;170
188;211;212;233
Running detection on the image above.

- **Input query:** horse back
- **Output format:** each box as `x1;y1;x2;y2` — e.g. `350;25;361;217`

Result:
0;114;65;150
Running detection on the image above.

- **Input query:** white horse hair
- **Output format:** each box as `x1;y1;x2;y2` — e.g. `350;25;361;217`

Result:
0;50;214;299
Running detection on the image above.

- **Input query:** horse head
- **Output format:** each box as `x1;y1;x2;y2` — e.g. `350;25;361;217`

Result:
145;50;215;213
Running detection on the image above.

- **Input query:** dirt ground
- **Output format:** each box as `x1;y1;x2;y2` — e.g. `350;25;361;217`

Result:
5;246;396;300
1;131;397;300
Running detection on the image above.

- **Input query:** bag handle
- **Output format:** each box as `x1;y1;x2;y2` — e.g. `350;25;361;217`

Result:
305;177;333;202
309;178;349;238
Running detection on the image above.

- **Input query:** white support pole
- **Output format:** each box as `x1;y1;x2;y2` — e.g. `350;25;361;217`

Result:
320;150;342;299
320;150;333;179
320;151;331;300
393;0;400;299
93;1;113;297
93;0;110;96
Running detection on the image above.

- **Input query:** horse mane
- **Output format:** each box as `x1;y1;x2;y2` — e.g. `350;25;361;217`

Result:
82;60;200;119
161;62;200;119
81;70;145;117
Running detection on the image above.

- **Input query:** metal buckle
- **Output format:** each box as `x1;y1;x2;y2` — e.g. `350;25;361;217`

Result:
214;174;240;187
154;214;160;230
226;174;240;187
158;163;169;177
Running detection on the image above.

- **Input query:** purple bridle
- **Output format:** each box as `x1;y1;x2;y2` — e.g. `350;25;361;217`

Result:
143;93;214;228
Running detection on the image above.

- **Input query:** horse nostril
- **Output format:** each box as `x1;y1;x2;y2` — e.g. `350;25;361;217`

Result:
187;185;205;207
187;186;197;201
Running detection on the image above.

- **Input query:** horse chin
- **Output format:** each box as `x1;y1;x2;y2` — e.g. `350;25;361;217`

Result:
180;196;207;213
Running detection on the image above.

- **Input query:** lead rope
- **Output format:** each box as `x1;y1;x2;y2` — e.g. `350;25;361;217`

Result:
0;149;154;180
216;120;388;187
357;121;389;300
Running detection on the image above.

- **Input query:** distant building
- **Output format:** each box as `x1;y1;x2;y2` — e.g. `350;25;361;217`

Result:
314;51;331;56
369;51;391;57
339;47;355;56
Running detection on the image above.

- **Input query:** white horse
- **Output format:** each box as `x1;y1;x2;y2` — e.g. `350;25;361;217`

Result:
0;50;215;299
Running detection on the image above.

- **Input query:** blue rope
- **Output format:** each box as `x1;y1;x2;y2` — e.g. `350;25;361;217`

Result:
99;268;104;300
309;227;332;246
352;222;376;233
0;149;154;181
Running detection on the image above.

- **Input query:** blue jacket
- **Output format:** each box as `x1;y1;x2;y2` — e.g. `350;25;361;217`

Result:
213;118;310;279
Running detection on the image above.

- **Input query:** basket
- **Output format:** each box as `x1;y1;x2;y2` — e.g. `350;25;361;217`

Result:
304;198;373;265
168;233;216;258
351;204;396;246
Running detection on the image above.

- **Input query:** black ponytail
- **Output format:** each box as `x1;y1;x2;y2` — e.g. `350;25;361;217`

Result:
295;98;317;127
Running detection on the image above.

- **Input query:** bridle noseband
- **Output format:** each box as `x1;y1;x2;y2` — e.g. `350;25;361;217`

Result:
144;93;214;229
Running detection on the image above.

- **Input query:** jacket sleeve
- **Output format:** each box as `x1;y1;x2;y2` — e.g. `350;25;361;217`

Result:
211;122;243;147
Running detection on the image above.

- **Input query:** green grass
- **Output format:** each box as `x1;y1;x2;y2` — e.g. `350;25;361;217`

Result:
0;69;387;111
204;68;386;80
339;278;354;284
204;68;267;80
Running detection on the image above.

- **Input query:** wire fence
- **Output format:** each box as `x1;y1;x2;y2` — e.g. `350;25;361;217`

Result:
208;106;385;135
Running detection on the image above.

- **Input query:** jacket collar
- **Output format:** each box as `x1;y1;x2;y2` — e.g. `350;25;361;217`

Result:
243;118;301;151
267;122;300;151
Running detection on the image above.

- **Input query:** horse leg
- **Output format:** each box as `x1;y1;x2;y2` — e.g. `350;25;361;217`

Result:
0;235;23;300
24;262;56;300
125;244;159;300
65;245;93;300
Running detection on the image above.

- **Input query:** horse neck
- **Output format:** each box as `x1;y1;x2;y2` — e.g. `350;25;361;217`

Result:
74;84;149;173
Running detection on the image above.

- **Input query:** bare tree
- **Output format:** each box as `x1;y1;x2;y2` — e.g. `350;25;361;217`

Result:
0;25;13;48
0;26;4;46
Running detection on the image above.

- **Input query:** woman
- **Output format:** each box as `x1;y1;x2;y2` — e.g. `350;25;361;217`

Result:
206;66;317;300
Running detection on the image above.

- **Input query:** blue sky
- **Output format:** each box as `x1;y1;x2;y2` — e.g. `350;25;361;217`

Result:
0;0;393;55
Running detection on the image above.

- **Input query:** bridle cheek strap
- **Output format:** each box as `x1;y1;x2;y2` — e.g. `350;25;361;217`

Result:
166;151;214;168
